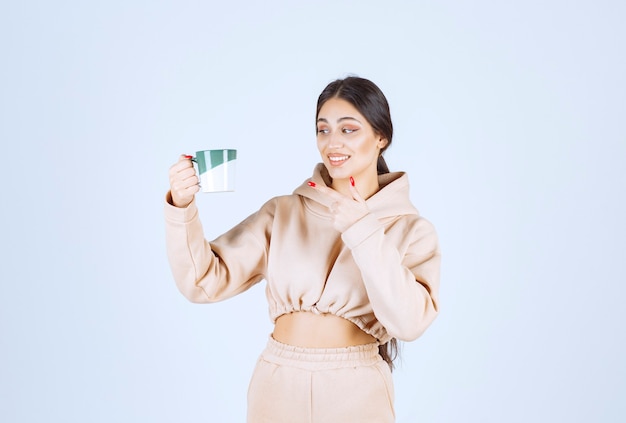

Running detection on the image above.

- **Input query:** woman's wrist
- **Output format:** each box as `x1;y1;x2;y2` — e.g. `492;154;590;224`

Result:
166;191;192;208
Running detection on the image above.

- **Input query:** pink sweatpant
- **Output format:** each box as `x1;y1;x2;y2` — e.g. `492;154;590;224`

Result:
247;337;395;423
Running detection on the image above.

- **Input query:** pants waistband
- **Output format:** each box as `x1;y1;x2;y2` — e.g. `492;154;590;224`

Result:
262;336;382;370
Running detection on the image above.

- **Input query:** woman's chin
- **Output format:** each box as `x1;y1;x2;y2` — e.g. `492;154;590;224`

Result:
325;167;350;181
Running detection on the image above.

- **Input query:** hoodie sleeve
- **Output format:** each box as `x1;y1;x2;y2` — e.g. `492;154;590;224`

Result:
164;192;272;303
341;213;440;342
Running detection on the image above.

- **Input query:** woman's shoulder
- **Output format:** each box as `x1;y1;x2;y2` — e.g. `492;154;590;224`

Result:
262;193;302;205
254;193;303;214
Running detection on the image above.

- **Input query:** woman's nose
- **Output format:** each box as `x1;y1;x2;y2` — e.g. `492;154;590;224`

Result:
328;133;344;149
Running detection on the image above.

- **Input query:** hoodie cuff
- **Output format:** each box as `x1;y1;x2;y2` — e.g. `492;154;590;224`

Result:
341;213;383;249
164;191;198;224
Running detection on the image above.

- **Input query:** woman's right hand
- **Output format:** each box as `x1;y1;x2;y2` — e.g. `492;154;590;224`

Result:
168;155;199;208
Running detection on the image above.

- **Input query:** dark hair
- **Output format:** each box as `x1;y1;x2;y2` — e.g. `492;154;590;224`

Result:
316;76;393;175
317;76;399;370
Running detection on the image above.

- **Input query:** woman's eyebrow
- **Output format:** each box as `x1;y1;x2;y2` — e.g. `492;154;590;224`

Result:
316;117;361;123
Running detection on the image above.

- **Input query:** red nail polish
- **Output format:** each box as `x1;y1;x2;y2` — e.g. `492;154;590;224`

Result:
350;176;355;187
184;155;192;159
307;181;316;187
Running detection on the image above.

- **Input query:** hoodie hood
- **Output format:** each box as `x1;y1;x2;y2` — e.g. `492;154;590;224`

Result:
293;163;420;221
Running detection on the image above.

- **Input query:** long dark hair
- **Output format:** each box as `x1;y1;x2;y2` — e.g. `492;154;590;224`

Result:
316;76;399;370
316;76;393;175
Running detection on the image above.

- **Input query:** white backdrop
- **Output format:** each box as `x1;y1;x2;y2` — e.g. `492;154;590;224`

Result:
1;1;624;422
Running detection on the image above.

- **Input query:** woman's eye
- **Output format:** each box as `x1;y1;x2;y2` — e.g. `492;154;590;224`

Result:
317;128;329;134
342;128;357;134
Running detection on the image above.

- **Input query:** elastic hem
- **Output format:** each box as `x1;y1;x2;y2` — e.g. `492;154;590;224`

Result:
261;336;382;371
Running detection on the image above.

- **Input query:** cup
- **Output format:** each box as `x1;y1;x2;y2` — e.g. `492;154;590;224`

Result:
192;149;237;192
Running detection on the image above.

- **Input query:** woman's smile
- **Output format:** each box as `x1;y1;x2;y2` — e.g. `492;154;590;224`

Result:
327;153;351;166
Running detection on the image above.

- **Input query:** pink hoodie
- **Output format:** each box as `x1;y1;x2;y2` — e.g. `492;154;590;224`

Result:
164;164;440;343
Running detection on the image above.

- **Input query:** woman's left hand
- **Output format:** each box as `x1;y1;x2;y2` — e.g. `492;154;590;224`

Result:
312;180;370;233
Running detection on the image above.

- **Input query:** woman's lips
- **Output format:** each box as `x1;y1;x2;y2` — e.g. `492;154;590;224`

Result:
328;154;350;166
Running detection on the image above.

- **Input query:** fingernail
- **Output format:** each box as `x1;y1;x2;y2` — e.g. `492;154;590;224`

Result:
307;181;316;187
350;176;355;187
184;155;193;159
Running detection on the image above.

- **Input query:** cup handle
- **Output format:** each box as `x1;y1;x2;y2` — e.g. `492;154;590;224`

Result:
188;156;201;188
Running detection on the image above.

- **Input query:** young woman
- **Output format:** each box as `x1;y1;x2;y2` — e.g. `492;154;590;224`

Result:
165;76;440;422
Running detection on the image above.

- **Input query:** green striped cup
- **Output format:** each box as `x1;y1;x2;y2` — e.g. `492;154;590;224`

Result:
192;149;237;192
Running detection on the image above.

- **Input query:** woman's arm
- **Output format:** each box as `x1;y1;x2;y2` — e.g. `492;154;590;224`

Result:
342;214;440;341
164;195;272;303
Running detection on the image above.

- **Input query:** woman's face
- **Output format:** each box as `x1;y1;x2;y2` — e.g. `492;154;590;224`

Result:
316;97;387;183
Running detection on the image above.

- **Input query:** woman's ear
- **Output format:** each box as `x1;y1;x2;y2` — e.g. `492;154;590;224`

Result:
378;137;389;149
